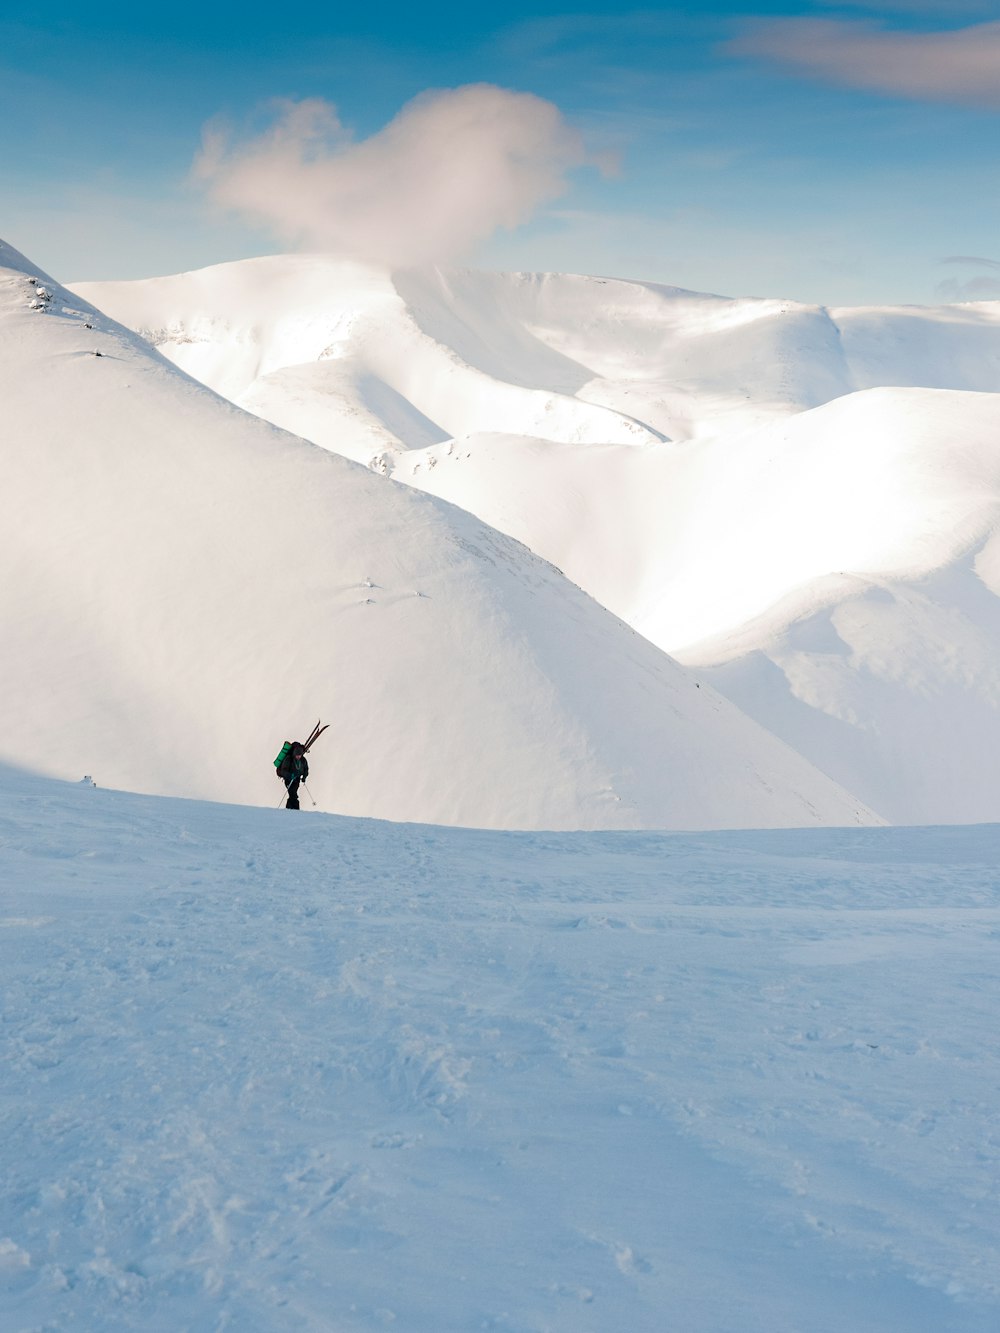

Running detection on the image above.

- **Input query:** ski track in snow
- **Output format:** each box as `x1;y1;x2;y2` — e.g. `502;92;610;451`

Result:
1;769;999;1330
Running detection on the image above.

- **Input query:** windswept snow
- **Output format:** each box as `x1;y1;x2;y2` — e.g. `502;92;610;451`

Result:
76;254;1000;823
0;237;874;830
74;257;1000;455
73;258;662;464
2;766;999;1331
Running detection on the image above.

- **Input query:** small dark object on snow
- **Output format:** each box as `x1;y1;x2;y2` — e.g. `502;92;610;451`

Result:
285;744;308;808
276;741;309;809
274;720;327;809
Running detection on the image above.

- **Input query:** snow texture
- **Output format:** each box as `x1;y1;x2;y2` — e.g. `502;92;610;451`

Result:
0;237;875;830
76;254;1000;824
1;763;998;1331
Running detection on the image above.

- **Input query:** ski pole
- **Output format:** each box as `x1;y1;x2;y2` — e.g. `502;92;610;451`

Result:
302;781;317;807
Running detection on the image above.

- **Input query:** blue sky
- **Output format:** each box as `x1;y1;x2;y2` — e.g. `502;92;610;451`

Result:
4;1;1000;304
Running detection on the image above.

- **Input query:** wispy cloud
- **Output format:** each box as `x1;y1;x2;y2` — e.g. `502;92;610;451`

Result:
811;1;995;13
194;86;595;268
940;255;1000;270
498;10;682;60
727;18;1000;107
935;255;1000;301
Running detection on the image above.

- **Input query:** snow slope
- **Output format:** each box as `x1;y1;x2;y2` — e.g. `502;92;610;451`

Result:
76;256;1000;823
394;390;1000;824
74;258;1000;455
0;238;876;830
2;765;999;1331
73;259;664;466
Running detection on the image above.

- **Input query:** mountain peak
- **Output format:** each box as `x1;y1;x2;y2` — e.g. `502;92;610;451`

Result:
2;239;877;830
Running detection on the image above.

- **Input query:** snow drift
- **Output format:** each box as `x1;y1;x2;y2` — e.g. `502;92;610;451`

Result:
76;255;1000;823
0;238;875;830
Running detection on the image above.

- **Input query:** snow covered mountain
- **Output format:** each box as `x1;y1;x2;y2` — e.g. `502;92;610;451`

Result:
0;238;874;830
75;255;1000;823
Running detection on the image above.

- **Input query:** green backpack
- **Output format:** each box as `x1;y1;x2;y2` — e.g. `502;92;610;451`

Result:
273;741;292;771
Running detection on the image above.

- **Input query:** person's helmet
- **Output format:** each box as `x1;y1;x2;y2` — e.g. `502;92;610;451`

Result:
292;743;304;756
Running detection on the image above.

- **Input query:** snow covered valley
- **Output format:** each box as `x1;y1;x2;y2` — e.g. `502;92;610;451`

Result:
0;237;877;831
3;764;1000;1331
9;234;1000;1330
76;256;1000;825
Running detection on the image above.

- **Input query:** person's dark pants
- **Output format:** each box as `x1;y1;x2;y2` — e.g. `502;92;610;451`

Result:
285;777;301;809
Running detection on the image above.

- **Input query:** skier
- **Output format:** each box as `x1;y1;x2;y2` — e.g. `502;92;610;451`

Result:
277;742;309;810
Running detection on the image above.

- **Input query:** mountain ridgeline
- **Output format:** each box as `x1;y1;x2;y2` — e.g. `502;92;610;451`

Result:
74;255;1000;824
0;237;878;829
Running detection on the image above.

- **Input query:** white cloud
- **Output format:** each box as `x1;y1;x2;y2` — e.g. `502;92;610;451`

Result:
727;18;1000;107
194;85;593;268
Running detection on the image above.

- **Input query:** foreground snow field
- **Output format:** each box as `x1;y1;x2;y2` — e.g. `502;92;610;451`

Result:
3;767;999;1331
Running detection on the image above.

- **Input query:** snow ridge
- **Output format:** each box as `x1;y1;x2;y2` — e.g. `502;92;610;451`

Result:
1;239;875;829
75;254;1000;823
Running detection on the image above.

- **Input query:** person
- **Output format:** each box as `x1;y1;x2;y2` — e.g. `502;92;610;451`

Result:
277;742;309;809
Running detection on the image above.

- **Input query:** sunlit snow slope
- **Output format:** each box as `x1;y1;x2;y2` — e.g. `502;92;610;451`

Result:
1;239;876;830
77;256;1000;822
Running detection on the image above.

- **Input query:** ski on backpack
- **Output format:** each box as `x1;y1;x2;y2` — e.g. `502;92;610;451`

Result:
303;723;328;753
275;722;328;774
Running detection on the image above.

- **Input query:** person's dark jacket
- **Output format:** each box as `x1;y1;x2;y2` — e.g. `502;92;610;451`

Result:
278;749;309;782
